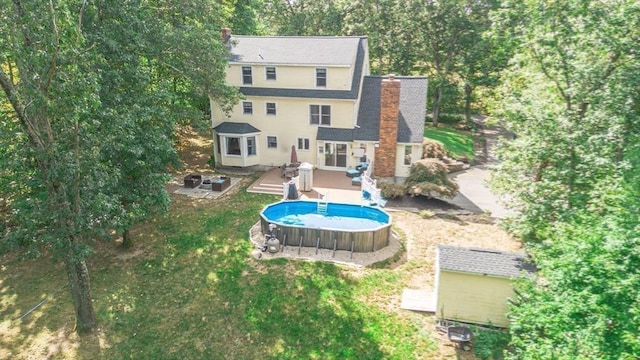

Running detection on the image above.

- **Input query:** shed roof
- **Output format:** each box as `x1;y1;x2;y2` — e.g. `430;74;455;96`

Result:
213;122;261;134
438;245;536;278
355;76;427;143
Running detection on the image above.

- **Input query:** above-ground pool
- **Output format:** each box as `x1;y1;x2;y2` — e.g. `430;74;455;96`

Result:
259;200;392;253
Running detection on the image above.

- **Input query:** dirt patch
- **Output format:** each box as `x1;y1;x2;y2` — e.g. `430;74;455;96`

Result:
174;126;214;174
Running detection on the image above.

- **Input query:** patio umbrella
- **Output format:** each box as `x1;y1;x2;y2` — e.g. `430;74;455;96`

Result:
290;145;299;165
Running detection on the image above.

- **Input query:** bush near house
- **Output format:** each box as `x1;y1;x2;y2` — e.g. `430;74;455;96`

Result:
404;159;459;198
379;182;407;199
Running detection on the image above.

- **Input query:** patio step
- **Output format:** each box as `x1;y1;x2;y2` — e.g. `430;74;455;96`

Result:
248;183;284;195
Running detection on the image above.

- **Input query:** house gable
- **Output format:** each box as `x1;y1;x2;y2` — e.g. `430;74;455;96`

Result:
228;36;368;100
355;76;428;144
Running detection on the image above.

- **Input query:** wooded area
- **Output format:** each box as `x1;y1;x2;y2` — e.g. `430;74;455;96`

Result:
1;0;639;357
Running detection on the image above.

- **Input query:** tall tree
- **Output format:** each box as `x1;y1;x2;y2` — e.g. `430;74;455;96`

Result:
489;0;640;357
456;0;504;124
0;0;235;332
409;0;476;126
491;0;640;238
343;0;416;75
260;0;347;35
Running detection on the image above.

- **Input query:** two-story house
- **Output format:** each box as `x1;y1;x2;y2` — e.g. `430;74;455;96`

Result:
209;29;427;183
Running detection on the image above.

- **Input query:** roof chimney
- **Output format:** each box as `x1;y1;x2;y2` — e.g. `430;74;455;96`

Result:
374;74;401;179
221;28;231;44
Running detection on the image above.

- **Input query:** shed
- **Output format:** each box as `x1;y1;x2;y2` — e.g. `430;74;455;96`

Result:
435;245;536;327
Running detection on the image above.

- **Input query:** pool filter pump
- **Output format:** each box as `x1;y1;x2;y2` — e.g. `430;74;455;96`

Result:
266;223;280;253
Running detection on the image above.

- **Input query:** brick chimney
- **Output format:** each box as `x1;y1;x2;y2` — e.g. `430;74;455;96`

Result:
374;74;400;179
221;28;231;44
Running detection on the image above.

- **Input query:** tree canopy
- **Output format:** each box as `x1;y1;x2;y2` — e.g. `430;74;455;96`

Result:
0;0;236;333
490;0;640;357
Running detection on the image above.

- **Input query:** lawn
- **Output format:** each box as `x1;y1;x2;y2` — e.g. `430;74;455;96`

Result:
0;179;441;360
424;125;475;161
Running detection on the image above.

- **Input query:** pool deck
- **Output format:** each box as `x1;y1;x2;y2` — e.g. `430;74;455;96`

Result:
247;168;365;204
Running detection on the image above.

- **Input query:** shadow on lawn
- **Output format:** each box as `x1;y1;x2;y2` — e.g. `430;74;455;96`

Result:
73;190;391;359
1;187;426;359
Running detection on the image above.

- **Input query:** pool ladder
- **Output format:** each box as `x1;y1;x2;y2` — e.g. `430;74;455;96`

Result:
317;201;328;214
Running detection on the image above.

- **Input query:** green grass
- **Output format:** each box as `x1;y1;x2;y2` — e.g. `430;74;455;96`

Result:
0;180;439;359
424;125;475;161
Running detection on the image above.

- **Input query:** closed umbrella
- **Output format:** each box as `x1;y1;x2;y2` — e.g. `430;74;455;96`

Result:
290;145;299;165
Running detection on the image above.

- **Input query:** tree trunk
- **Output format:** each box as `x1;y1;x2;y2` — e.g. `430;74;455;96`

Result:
122;228;133;248
431;84;443;127
464;82;473;124
64;253;96;334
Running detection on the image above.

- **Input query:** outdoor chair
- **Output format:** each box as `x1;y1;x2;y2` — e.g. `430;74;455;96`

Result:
184;173;202;188
346;169;360;178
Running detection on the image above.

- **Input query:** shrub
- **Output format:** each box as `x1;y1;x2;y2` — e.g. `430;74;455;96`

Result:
422;138;447;159
419;210;435;219
473;330;510;359
378;182;406;199
404;159;459;198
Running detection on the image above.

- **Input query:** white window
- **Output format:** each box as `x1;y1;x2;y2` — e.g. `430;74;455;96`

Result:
242;66;252;85
404;145;412;165
267;136;278;148
247;136;256;156
316;68;326;87
266;67;276;80
226;137;241;155
297;138;310;150
309;105;331;125
266;102;276;115
242;101;253;114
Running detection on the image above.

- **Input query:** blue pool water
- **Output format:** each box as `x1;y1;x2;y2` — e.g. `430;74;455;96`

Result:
261;200;390;230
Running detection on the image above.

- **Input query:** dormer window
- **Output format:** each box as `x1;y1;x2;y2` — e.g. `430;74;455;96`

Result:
266;67;276;80
316;68;326;87
242;66;253;85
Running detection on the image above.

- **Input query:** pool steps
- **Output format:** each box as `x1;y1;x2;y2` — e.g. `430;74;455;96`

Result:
317;201;328;214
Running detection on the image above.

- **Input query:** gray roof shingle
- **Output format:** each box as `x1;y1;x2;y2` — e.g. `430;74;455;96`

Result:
213;122;261;134
355;76;428;143
228;36;362;66
316;127;355;141
397;77;428;143
438;245;536;278
232;36;368;100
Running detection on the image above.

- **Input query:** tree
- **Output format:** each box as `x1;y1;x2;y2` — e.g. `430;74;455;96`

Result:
508;185;640;358
260;0;347;36
409;0;477;126
491;0;640;238
343;0;416;75
456;0;505;124
0;0;235;333
488;0;640;356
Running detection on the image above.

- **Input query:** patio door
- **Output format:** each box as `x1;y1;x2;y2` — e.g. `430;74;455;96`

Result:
323;142;347;168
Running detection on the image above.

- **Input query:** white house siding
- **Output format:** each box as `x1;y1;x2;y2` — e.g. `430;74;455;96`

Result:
226;64;353;91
